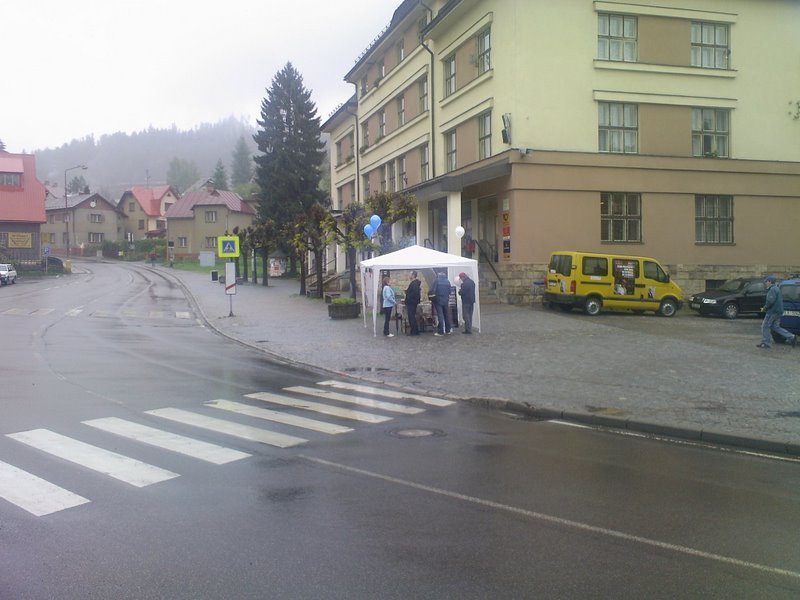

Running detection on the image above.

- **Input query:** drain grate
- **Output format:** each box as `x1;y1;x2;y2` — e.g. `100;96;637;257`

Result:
387;428;445;439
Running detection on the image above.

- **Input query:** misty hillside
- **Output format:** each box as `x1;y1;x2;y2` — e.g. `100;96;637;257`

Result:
34;117;259;202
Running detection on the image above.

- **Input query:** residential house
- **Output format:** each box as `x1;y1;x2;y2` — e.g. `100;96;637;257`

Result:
43;191;124;255
0;152;46;263
323;0;800;302
118;185;179;241
165;184;256;259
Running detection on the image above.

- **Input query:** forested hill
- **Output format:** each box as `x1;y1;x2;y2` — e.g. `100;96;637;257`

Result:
33;116;258;202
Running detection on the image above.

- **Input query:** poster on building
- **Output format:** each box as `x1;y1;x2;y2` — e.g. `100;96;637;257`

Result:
9;233;32;248
612;259;638;295
502;210;511;259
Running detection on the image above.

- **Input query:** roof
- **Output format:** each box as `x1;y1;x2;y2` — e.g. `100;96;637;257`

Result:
0;152;46;223
45;191;115;212
360;244;477;269
120;185;178;216
164;187;255;219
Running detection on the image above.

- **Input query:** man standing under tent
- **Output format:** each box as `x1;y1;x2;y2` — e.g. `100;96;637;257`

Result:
458;272;476;334
431;271;453;336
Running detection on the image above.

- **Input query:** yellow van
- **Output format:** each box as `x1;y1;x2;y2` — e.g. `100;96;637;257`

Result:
543;251;683;316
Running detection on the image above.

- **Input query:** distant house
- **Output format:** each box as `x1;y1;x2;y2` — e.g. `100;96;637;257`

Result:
0;152;46;263
43;191;125;255
165;183;256;259
117;185;179;241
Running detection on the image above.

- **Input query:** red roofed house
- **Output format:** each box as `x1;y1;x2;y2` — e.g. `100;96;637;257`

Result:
118;185;179;241
165;183;256;259
0;152;46;263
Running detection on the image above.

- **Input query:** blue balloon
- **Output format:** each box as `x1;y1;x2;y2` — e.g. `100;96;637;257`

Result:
370;214;382;231
364;224;374;238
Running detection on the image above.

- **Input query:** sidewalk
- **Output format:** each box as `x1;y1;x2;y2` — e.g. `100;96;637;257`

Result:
168;268;800;456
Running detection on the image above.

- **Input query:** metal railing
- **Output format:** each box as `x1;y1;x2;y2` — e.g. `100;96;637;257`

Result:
476;239;502;286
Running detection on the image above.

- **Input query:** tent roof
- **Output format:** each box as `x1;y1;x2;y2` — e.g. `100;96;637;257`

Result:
360;245;476;270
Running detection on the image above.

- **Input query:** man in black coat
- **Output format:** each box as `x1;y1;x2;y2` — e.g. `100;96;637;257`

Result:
405;271;422;335
458;272;476;334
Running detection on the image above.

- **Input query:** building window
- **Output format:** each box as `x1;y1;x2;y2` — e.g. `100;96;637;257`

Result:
205;210;217;223
691;22;729;69
205;237;217;249
363;174;371;198
597;14;637;62
601;192;641;242
88;232;104;244
695;195;733;244
397;96;405;127
378;57;385;80
380;166;387;192
89;213;104;223
444;55;456;97
397;39;405;63
445;130;457;172
598;102;638;153
378;109;386;138
476;27;491;74
692;108;729;157
178;237;187;248
361;122;370;148
398;155;407;190
387;161;396;192
335;139;343;165
138;219;145;230
0;173;21;187
361;76;368;96
478;112;492;160
129;202;136;212
419;79;429;112
420;145;429;182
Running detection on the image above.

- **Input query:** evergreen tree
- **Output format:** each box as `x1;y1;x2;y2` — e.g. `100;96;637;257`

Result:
231;135;253;187
167;157;201;193
67;175;88;194
253;62;326;274
211;158;229;190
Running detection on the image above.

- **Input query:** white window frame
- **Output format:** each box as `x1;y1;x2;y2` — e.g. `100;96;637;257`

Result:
598;102;638;154
478;111;492;160
445;130;457;172
444;55;456;97
692;108;729;158
597;14;637;62
691;22;729;69
476;27;491;74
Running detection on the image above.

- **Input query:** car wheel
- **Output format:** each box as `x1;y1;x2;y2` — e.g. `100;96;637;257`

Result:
584;297;602;316
722;302;739;319
659;299;677;317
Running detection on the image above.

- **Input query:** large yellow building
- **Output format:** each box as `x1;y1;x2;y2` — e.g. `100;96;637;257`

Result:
323;0;800;301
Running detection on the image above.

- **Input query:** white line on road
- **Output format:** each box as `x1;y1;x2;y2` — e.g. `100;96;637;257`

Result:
301;455;800;582
206;399;353;434
0;460;90;516
285;386;424;414
65;308;84;317
146;408;307;448
317;380;454;407
245;392;391;424
7;429;178;488
83;417;251;464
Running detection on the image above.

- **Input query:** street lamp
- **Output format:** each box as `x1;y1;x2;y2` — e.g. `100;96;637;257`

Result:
64;165;87;258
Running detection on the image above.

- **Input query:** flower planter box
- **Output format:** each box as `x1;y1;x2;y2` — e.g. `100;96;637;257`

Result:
328;302;361;319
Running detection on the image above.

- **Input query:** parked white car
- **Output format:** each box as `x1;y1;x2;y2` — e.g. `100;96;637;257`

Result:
0;263;17;285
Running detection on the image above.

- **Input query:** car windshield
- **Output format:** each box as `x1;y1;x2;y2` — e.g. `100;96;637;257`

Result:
718;279;747;292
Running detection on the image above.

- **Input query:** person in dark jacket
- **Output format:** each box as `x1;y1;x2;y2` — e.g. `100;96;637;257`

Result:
758;275;797;348
431;271;452;336
458;271;476;334
404;271;422;336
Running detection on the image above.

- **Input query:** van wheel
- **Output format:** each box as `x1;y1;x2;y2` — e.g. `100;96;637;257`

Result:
659;299;677;317
722;302;739;319
584;297;602;316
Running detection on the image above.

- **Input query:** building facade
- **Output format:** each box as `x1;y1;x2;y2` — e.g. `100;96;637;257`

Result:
42;192;124;255
0;152;46;263
118;185;179;242
323;0;800;301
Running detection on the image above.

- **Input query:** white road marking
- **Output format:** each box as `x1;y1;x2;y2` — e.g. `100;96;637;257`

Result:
146;408;307;448
30;308;55;316
317;380;454;407
83;417;250;464
175;311;192;319
7;429;178;488
0;460;90;516
2;308;30;315
245;392;391;423
206;399;353;434
302;455;800;582
285;386;424;415
65;308;84;317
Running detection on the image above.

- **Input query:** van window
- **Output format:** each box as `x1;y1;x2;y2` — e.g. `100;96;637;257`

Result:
644;260;669;283
781;283;800;302
549;254;572;276
582;256;608;276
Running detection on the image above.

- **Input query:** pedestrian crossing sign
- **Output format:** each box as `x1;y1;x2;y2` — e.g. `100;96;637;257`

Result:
217;236;240;258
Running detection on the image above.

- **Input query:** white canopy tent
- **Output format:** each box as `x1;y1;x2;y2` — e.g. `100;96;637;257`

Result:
359;245;480;337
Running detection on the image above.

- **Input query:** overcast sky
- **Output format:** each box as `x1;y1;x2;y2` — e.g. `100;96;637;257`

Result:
3;0;401;153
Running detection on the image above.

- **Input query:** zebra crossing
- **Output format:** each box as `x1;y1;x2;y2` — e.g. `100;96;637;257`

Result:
0;381;454;517
0;307;195;320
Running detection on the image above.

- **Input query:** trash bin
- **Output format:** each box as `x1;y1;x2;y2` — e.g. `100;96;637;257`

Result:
211;270;218;282
531;280;545;308
65;259;72;274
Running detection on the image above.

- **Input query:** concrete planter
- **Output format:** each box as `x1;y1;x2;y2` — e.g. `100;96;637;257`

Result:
328;302;361;319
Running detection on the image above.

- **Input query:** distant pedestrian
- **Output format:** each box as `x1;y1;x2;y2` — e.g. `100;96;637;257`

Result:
757;275;797;348
431;271;452;336
405;271;422;336
381;275;396;337
458;271;475;334
148;251;157;267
